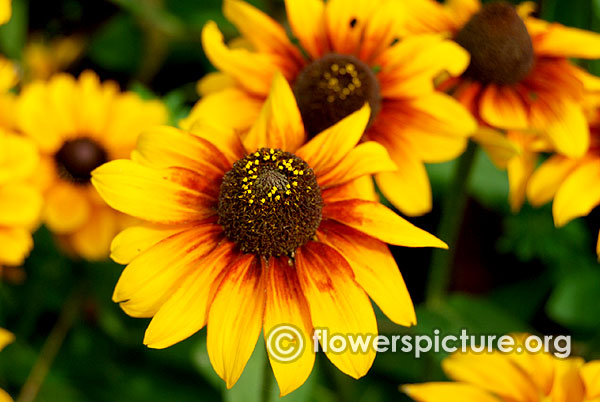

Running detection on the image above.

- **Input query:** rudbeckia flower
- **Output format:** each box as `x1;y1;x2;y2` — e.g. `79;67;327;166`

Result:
0;328;15;402
182;0;476;216
92;75;447;395
17;71;167;260
403;336;600;402
404;0;600;158
527;98;600;257
0;0;10;25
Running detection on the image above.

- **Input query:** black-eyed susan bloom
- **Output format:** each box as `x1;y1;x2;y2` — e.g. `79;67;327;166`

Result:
92;74;447;395
403;336;600;402
17;71;168;260
181;0;476;216
405;0;600;159
0;328;14;402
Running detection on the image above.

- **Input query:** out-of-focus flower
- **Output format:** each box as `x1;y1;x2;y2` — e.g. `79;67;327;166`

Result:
92;74;447;395
403;334;600;402
527;96;600;257
404;0;600;159
23;36;85;81
0;328;15;402
17;70;167;260
0;0;10;25
183;0;476;216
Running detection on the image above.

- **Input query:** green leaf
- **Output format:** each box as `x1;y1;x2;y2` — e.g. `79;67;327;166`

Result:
88;13;144;73
547;269;600;331
0;0;28;59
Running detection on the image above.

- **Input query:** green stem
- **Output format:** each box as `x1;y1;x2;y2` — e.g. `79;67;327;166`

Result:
425;141;478;309
261;356;273;402
16;286;82;402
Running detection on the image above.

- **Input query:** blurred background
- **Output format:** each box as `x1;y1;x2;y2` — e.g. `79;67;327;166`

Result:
1;0;599;401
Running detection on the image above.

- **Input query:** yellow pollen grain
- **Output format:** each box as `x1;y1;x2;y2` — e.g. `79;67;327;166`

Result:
275;195;280;201
254;152;259;157
261;198;266;203
331;64;339;72
286;190;291;195
346;64;355;72
292;181;298;187
339;67;346;75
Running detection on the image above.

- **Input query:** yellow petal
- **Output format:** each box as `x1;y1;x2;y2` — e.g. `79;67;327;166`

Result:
402;383;498;402
69;206;117;261
224;0;303;70
113;224;222;317
243;73;305;153
442;352;539;401
376;35;469;99
185;123;247;167
180;88;263;137
110;223;187;265
358;0;407;62
0;328;14;351
507;149;537;212
322;199;447;248
322;176;378;203
132;126;231;176
44;182;90;234
284;0;328;59
548;357;585;402
0;388;13;402
325;0;377;55
0;130;39;184
0;0;11;25
0;227;33;266
526;155;580;207
581;360;600;399
473;127;520;169
534;22;600;59
317;141;397;189
264;257;315;396
318;220;416;326
479;84;529;130
207;254;265;389
92;160;217;224
144;241;237;349
202;21;282;97
0;183;42;228
296;241;376;379
553;158;600;227
531;98;589;158
296;104;370;175
196;72;235;96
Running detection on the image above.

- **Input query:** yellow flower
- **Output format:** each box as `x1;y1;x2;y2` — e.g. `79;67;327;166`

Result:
527;99;600;257
92;74;447;395
182;0;476;216
0;0;10;25
403;336;600;402
405;0;600;159
0;328;14;402
17;71;168;260
0;57;18;130
23;35;85;81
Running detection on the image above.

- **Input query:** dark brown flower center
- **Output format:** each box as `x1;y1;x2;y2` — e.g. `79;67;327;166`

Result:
55;138;108;184
217;148;323;257
455;1;534;85
293;53;381;138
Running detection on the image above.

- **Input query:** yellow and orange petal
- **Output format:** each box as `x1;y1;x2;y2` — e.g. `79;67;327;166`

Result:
187;0;476;216
0;0;10;25
17;70;168;260
93;75;447;395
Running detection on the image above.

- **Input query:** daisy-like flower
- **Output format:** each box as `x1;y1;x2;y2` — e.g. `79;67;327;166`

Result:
0;328;15;402
182;0;476;216
92;75;447;395
527;97;600;257
403;335;600;402
17;71;167;260
404;0;600;159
